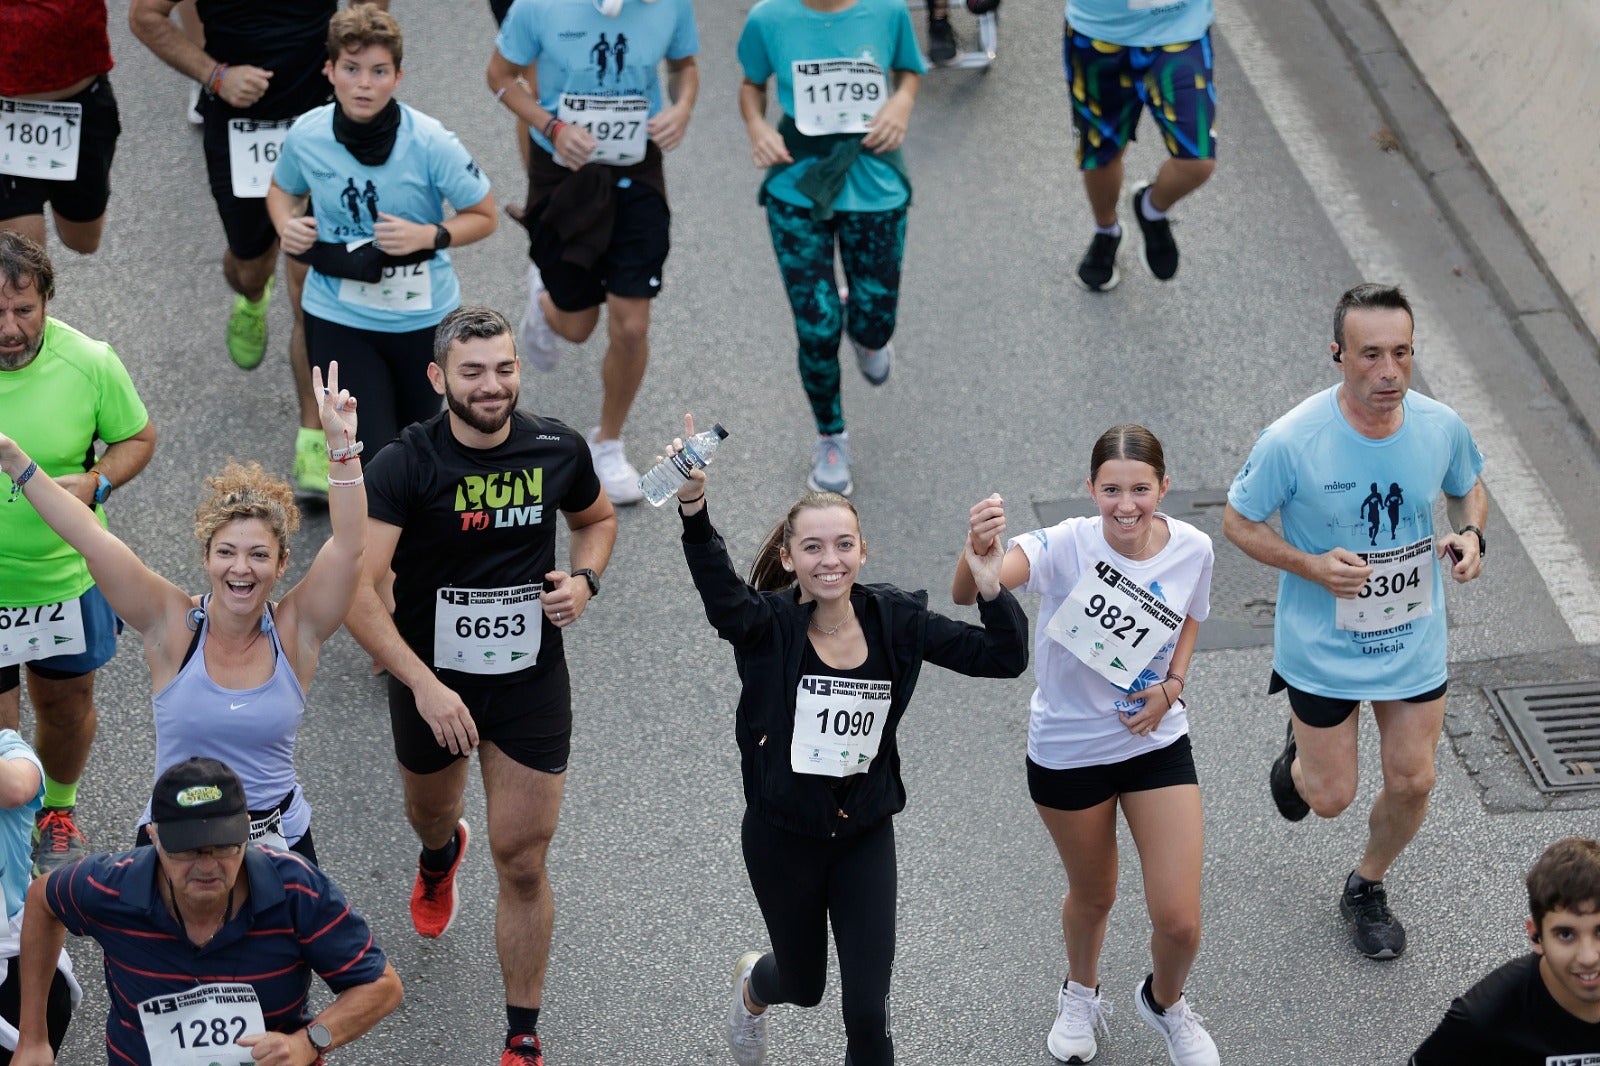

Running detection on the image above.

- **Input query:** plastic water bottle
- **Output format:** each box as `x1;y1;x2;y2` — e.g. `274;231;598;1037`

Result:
639;423;729;506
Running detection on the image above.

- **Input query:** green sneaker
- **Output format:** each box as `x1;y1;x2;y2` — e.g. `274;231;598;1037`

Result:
226;274;273;369
294;427;328;501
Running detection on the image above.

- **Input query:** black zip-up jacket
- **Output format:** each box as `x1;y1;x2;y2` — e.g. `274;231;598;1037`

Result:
682;505;1029;840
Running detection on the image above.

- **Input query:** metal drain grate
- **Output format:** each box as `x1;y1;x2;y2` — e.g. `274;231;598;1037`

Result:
1485;682;1600;793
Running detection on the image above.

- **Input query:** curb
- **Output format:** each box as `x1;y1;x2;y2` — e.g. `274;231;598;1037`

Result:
1308;0;1600;455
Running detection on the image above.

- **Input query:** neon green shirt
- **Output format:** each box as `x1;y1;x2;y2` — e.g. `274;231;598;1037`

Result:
0;318;149;607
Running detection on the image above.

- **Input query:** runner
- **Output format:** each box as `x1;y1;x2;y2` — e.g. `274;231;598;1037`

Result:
487;0;700;505
13;757;402;1066
660;416;1027;1066
0;730;79;1063
954;425;1219;1066
128;0;391;499
1224;283;1487;960
1412;836;1600;1064
345;306;617;1066
0;362;362;865
737;0;923;496
269;3;496;451
0;232;156;877
0;1;122;256
1063;0;1217;291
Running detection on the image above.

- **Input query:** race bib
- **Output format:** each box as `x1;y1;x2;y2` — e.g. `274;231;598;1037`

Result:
1045;561;1185;691
247;808;287;852
337;253;432;313
226;118;293;199
0;599;86;668
792;59;886;136
557;94;649;166
139;983;264;1066
0;98;82;181
433;584;542;675
1335;536;1434;633
791;675;892;778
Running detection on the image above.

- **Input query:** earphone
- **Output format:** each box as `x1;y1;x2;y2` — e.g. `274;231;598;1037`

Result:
594;0;658;15
1331;345;1342;363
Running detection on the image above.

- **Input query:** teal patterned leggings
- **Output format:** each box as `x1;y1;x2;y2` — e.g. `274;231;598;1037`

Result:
765;199;908;435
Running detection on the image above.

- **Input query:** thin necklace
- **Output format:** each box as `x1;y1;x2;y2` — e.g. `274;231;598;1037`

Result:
809;615;848;636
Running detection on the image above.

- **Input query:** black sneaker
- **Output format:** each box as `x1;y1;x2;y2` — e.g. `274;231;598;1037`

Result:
1131;181;1179;280
928;17;959;65
1269;719;1310;821
1074;231;1121;292
1340;873;1407;959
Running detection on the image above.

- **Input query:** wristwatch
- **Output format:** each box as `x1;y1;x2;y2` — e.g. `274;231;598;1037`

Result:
91;470;113;506
1457;524;1486;559
432;223;452;250
572;568;600;598
306;1022;333;1055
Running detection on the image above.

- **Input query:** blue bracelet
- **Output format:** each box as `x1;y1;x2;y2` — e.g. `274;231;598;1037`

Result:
7;460;37;503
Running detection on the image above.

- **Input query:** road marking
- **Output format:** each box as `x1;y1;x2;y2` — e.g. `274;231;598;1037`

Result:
1219;2;1600;645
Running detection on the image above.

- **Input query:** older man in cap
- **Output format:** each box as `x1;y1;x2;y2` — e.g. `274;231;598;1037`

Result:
11;756;402;1066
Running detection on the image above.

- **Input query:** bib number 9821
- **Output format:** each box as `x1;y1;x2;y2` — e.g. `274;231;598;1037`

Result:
1082;593;1151;647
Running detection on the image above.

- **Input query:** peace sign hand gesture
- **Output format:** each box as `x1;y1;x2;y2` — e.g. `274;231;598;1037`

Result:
312;361;358;447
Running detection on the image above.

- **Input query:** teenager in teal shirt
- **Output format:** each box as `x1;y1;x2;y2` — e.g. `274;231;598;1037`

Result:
738;0;923;499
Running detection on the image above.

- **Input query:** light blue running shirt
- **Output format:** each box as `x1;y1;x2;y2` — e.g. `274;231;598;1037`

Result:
496;0;700;156
273;102;492;332
738;0;925;213
0;730;43;920
1066;0;1214;47
1228;385;1484;700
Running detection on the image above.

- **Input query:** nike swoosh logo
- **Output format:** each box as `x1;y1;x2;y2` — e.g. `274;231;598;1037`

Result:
229;700;250;710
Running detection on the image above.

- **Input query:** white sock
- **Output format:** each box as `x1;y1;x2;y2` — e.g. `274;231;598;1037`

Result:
1139;186;1168;221
1095;222;1122;238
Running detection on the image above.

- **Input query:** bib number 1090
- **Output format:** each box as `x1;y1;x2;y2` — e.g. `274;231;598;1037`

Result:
1082;593;1151;647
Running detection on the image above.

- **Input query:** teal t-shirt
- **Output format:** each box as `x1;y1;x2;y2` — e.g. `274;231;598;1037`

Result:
496;0;700;156
0;730;43;919
738;0;924;213
1228;386;1485;700
1066;0;1213;47
273;103;492;333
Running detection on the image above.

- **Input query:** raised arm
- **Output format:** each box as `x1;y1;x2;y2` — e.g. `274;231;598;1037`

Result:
953;494;1031;605
280;364;365;654
0;432;189;636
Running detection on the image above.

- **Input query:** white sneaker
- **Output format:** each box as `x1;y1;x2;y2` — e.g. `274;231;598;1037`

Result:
726;952;768;1066
1134;975;1219;1066
518;263;563;372
1048;980;1111;1063
186;81;203;125
588;428;644;505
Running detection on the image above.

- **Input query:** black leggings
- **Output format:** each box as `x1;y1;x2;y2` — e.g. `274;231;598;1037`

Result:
742;809;896;1066
0;959;73;1063
304;313;441;451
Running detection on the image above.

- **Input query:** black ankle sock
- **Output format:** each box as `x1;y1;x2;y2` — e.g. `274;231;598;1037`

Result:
507;1005;540;1040
1141;975;1166;1015
1347;870;1377;894
419;830;460;873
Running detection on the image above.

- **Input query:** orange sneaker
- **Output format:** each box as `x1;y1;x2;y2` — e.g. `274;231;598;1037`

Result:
501;1033;543;1065
410;819;468;938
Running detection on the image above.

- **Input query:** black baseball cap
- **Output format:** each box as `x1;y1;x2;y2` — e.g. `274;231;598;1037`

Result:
149;758;250;854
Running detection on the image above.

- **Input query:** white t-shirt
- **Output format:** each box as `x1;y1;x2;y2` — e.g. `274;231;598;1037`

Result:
1012;514;1214;770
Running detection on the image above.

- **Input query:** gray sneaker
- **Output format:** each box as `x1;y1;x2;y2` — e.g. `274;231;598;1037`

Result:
807;433;853;496
726;952;768;1066
32;806;88;877
850;337;893;386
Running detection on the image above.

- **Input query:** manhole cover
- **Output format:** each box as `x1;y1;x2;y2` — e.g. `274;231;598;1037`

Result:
1485;682;1600;793
1033;490;1277;650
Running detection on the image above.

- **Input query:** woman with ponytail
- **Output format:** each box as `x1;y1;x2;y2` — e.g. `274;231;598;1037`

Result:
659;416;1027;1066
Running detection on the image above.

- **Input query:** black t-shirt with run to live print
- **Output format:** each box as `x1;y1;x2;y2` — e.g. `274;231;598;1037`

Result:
1412;954;1600;1066
196;0;338;120
365;410;602;686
